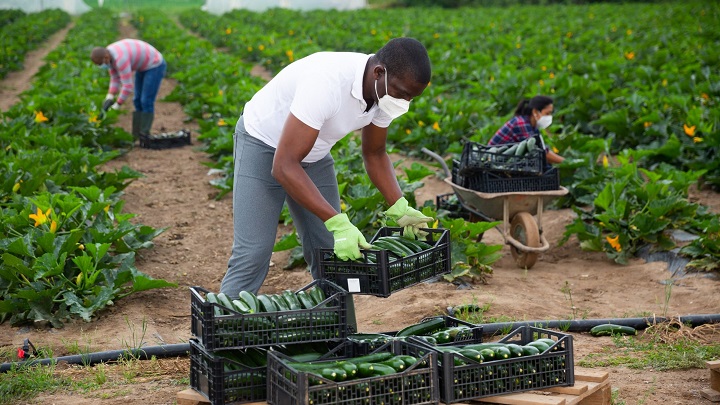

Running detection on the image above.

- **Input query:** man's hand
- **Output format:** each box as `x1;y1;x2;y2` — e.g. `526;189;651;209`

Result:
385;197;433;238
324;213;372;261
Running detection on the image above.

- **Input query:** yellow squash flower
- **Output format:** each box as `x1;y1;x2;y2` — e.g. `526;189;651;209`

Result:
286;50;294;62
644;121;652;128
29;208;51;227
217;118;227;126
50;220;58;233
684;124;696;136
34;111;49;123
432;122;440;131
624;51;635;60
694;137;703;143
602;155;609;168
606;235;622;252
225;28;232;35
13;182;21;193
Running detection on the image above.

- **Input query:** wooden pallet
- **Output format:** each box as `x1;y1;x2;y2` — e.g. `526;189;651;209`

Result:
176;388;265;405
701;360;720;402
469;368;611;405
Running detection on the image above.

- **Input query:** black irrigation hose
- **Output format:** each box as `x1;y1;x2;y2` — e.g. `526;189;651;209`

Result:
469;314;720;336
0;343;190;373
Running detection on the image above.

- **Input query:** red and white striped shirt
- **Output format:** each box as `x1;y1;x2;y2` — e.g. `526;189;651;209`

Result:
106;39;164;105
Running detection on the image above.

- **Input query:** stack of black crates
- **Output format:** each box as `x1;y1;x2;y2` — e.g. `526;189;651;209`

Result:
188;279;352;404
453;137;560;193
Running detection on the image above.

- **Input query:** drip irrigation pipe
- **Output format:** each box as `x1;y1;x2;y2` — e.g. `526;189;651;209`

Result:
0;343;189;373
466;314;720;336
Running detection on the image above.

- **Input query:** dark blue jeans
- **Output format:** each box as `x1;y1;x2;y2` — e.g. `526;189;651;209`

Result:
133;60;166;113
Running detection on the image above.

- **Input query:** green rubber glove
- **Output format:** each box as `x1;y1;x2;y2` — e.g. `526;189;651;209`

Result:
385;197;433;239
324;213;372;261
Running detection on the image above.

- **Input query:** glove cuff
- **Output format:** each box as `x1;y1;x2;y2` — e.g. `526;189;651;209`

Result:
386;197;409;219
105;94;114;101
324;213;350;232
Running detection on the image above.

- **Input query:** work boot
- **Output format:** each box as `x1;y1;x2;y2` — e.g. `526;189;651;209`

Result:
139;111;154;139
132;111;141;139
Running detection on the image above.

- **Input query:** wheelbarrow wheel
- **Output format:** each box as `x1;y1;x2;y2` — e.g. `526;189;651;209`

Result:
509;212;540;269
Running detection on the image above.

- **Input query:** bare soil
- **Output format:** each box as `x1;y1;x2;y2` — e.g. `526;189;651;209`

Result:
1;20;719;405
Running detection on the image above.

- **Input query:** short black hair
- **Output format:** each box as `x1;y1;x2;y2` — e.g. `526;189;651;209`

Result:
515;95;554;116
375;37;431;84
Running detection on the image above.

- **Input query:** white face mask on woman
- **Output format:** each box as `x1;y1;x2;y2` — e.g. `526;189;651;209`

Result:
375;69;410;119
536;114;552;130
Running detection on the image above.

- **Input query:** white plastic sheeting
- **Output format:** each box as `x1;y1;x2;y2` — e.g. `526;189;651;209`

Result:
0;0;91;14
202;0;367;14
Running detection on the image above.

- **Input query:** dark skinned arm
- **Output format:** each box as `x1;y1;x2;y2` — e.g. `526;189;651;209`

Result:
546;150;565;164
272;113;338;222
361;123;403;206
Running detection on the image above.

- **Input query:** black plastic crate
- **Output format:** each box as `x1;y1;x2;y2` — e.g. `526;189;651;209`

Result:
349;316;483;355
139;129;191;149
418;326;574;403
463;167;560;193
459;140;546;176
435;193;471;220
267;340;440;405
190;279;351;351
190;339;266;405
317;227;451;298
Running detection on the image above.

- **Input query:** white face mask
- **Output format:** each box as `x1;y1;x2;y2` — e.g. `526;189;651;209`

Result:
375;69;410;119
536;114;552;130
98;63;111;70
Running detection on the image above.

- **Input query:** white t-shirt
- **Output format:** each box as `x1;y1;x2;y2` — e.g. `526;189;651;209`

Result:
243;52;393;163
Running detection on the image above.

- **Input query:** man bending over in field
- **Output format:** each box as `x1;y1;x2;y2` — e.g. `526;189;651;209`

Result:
221;37;433;297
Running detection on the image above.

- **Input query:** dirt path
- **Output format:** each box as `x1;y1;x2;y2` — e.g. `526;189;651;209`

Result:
0;23;74;112
1;16;719;405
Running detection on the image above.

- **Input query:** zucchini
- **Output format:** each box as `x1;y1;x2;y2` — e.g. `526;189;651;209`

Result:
270;294;291;311
345;352;394;365
282;290;302;310
257;294;278;312
295;291;316;309
396;317;447;337
369;363;396;376
493;346;512;359
231;299;252;314
205;292;223;316
380;358;406;372
515;139;527;156
526;341;550;353
527;136;537;151
238;291;259;313
377;236;415;256
356;363;375;377
215;293;235;313
505;343;525;358
503;143;519;155
590;324;637;336
307;285;326;306
520;345;540;356
431;330;451;344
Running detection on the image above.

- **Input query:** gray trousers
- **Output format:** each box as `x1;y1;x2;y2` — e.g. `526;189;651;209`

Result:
220;116;339;297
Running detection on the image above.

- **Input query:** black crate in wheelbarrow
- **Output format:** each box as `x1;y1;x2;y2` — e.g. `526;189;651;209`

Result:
317;227;451;298
190;279;351;351
459;140;546;176
415;325;574;403
267;339;440;405
189;339;266;405
464;167;560;194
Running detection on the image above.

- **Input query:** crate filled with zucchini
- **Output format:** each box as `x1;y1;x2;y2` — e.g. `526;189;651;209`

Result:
452;159;560;193
317;227;451;297
459;138;546;176
414;325;574;403
348;316;483;355
191;279;351;351
266;340;440;405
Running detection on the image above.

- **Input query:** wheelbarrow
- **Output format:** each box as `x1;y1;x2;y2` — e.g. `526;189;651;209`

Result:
423;148;568;269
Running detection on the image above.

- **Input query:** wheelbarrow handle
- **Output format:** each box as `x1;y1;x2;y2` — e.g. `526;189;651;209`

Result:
421;147;451;178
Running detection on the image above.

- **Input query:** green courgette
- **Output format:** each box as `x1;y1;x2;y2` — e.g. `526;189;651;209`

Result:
396;317;447;337
590;324;637;336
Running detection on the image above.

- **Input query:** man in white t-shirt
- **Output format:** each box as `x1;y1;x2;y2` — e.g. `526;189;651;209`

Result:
221;37;432;296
